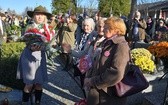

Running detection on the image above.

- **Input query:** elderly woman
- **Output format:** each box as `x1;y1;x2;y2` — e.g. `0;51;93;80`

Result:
70;18;106;67
74;18;97;54
71;18;96;76
74;18;106;61
62;18;106;99
17;5;55;105
62;18;96;96
84;16;130;105
63;18;97;63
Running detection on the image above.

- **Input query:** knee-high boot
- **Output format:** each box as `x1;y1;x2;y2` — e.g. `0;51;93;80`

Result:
22;91;30;104
35;89;42;104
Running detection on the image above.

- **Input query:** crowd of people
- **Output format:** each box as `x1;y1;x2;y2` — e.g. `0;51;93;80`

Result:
0;4;168;105
128;11;168;44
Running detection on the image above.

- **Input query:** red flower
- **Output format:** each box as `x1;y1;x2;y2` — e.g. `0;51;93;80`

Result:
48;25;53;30
25;28;45;37
26;28;40;33
43;24;51;41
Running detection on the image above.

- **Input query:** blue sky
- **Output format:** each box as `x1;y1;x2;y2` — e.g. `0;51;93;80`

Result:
0;0;91;14
137;0;162;4
0;0;52;14
0;0;163;14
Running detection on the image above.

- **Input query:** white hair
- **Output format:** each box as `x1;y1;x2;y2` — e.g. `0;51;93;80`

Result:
82;18;95;31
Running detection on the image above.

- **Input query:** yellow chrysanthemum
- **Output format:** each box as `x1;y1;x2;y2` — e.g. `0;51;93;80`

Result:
131;48;156;73
134;56;156;73
131;48;152;60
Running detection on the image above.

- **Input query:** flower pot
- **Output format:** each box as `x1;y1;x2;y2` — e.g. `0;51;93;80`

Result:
156;57;168;72
161;58;168;70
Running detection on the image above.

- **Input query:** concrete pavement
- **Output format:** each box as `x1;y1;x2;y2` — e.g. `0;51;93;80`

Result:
0;56;84;105
0;54;167;105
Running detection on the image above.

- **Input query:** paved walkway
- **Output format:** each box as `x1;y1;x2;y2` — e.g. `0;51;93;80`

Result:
0;54;167;105
0;55;84;105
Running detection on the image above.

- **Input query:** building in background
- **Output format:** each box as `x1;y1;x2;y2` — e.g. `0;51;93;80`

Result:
137;1;168;20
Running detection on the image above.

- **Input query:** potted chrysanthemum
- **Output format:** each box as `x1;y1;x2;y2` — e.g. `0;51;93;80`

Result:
147;41;168;71
131;48;156;74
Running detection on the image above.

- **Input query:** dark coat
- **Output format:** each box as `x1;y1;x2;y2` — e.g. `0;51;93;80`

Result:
86;35;130;105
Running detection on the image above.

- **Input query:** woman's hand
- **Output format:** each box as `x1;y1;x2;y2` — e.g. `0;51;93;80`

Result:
84;78;92;88
51;42;57;48
61;43;71;53
66;18;70;24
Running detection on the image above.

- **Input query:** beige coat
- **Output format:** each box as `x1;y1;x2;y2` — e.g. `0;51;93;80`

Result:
86;36;130;105
61;22;77;48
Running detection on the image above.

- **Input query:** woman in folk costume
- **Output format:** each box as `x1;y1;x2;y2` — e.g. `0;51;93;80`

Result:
17;5;55;105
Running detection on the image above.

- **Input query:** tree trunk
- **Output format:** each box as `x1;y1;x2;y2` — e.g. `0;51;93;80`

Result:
129;0;137;21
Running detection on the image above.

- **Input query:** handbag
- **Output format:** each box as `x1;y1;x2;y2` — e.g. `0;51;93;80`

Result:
114;62;149;97
77;54;92;74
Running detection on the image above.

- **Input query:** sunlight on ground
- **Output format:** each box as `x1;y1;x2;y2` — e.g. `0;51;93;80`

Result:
43;82;82;104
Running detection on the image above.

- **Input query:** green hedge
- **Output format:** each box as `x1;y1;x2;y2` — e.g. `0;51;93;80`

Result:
0;42;26;90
